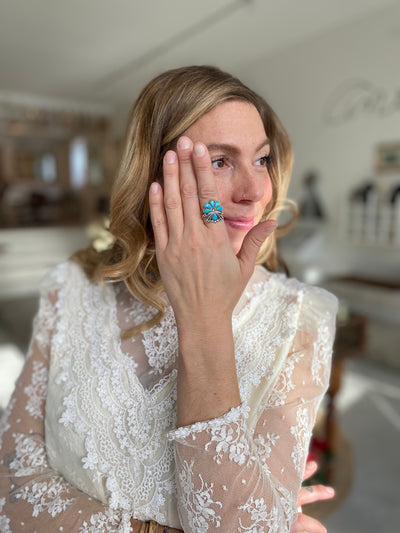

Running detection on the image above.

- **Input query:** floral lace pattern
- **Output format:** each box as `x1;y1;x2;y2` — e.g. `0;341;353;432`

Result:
169;404;246;440
206;414;253;466
78;508;122;532
49;263;177;522
0;262;337;532
264;352;304;409
178;460;222;532
14;478;75;517
232;277;302;407
239;496;280;533
9;433;48;476
253;432;280;473
0;497;11;533
311;321;332;387
290;407;312;477
0;397;15;449
142;306;179;374
23;360;48;419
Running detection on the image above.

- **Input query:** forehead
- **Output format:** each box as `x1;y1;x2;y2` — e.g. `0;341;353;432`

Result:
185;101;267;143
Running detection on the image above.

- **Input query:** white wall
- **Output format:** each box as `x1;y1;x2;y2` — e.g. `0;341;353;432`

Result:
238;2;400;285
240;2;400;222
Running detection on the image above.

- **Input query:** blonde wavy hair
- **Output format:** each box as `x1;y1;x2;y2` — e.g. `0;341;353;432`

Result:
73;65;297;334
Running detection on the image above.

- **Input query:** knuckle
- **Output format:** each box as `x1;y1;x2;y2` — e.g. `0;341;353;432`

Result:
163;168;175;180
152;217;165;230
167;245;181;263
164;197;180;210
186;230;202;253
198;186;217;199
214;232;227;246
195;159;210;172
187;233;200;250
181;184;197;198
248;233;264;247
149;194;161;207
177;148;192;162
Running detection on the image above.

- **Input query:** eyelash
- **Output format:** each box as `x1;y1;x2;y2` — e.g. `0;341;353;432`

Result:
211;154;272;169
211;157;229;169
257;155;272;167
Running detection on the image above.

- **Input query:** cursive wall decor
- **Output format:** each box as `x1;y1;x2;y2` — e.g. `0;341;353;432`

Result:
323;78;400;125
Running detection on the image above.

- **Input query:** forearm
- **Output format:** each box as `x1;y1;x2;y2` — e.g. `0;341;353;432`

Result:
170;407;297;533
0;400;131;532
176;318;241;427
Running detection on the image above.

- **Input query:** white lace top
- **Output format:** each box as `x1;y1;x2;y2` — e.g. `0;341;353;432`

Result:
0;261;337;532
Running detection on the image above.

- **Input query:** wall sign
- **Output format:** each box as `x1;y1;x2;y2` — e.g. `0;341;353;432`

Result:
323;79;400;125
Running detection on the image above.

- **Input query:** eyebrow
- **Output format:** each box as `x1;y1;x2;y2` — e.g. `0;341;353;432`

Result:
206;139;270;155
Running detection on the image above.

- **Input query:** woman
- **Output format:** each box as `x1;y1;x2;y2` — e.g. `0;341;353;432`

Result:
0;66;337;532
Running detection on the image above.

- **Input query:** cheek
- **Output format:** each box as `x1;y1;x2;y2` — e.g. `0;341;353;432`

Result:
215;180;230;205
266;176;273;201
260;176;273;211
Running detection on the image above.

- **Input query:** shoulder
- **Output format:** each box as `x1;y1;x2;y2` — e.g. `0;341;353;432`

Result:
39;260;91;296
254;266;338;318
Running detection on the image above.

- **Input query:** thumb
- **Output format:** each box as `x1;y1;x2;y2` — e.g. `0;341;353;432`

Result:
237;219;278;277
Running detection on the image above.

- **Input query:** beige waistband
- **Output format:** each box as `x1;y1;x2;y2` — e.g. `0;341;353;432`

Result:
139;520;166;533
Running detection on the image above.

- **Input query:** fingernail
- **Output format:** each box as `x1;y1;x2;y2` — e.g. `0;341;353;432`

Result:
178;136;191;150
194;142;206;157
165;151;176;164
264;220;278;233
326;487;335;495
150;182;159;194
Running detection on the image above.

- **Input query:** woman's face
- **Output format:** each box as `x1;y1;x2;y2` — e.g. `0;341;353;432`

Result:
184;100;273;254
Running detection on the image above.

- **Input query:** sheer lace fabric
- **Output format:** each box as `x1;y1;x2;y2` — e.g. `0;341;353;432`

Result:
0;262;337;532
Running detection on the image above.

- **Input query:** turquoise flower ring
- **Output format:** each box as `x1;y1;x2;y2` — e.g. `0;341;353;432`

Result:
202;200;224;223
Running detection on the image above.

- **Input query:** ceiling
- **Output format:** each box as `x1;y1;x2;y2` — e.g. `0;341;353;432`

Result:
0;0;397;121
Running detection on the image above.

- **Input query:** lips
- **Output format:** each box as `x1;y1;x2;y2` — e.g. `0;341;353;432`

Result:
224;217;255;231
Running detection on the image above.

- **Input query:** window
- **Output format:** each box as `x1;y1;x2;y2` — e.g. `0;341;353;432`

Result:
69;137;88;189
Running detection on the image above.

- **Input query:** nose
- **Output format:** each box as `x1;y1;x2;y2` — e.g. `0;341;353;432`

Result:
232;166;267;203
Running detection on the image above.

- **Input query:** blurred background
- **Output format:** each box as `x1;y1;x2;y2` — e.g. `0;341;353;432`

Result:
0;1;399;531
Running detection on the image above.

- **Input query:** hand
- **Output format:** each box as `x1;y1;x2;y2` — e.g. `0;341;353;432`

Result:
290;461;335;533
149;136;276;325
150;136;277;425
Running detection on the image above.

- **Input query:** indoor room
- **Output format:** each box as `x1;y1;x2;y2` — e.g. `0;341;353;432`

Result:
0;1;399;532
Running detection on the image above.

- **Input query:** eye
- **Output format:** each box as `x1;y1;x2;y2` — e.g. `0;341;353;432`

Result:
256;155;272;167
211;157;228;169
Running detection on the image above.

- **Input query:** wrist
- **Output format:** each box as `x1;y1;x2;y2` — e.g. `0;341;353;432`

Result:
176;316;233;348
176;321;240;426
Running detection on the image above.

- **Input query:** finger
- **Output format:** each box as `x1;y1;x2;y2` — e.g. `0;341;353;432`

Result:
176;136;201;222
291;512;327;533
149;182;168;251
297;484;335;507
192;142;224;229
162;150;184;238
303;460;318;481
237;220;278;277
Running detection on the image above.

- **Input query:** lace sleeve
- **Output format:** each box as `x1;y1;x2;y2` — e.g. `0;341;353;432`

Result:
168;286;337;533
0;285;132;532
